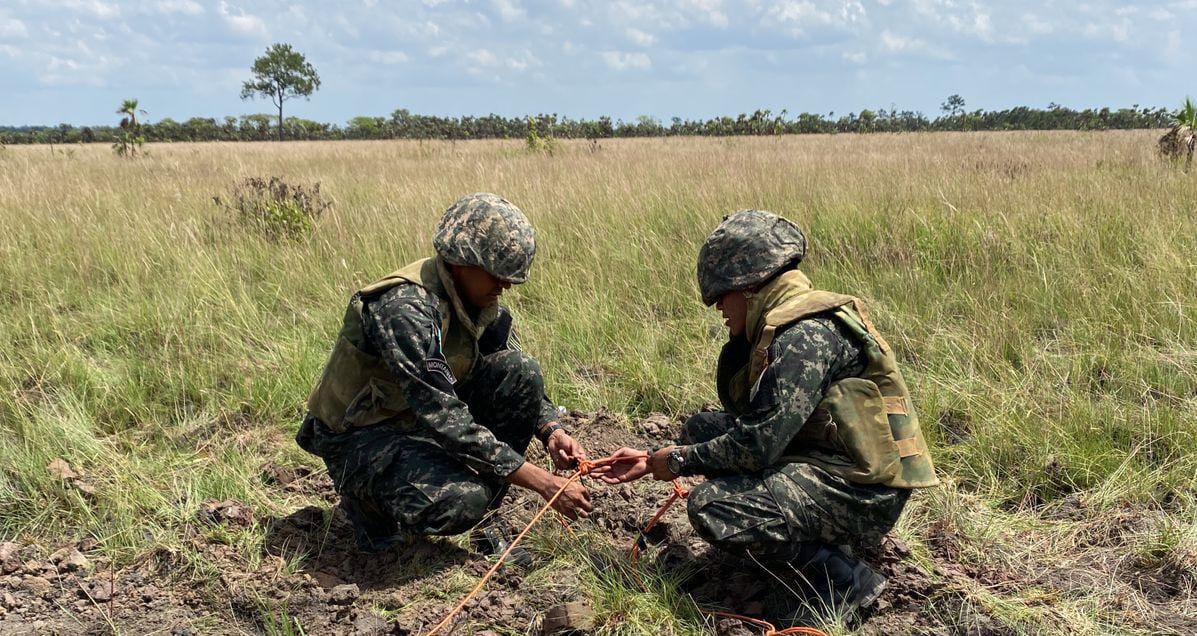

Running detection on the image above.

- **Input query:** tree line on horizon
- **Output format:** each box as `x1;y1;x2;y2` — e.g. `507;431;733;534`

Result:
2;42;1176;146
0;102;1174;146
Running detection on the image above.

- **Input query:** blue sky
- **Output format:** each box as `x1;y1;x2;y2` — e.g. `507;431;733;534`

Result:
0;0;1192;126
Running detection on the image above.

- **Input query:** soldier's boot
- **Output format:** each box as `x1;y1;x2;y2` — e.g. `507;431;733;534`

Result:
339;499;411;553
787;543;886;618
469;515;533;568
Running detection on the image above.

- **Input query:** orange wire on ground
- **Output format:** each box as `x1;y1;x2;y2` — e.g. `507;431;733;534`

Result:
423;453;826;636
626;478;825;636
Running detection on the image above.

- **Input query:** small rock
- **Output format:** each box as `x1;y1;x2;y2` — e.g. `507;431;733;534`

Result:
0;543;21;574
50;548;89;572
640;413;674;438
351;613;389;635
88;580;114;603
2;592;17;609
715;618;755;636
541;601;595;634
883;535;912;560
47;458;79;481
329;583;359;605
20;576;51;598
73;479;98;497
75;538;100;553
307;570;346;589
198;500;255;527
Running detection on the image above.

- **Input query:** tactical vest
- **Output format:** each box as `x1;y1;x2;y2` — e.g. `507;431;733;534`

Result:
306;257;496;433
719;270;939;489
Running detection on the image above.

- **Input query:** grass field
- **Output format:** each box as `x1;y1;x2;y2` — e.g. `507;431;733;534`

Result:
1;131;1195;634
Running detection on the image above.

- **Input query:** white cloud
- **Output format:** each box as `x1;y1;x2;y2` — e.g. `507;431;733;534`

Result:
217;2;267;39
627;27;656;46
842;50;867;64
62;0;119;20
879;29;953;59
367;50;409;64
1022;13;1053;35
492;0;526;21
155;0;202;16
468;49;499;66
879;30;916;51
601;50;651;70
680;0;728;28
0;14;28;39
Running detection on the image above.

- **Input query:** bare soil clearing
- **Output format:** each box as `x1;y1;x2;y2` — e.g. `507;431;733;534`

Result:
2;411;1190;634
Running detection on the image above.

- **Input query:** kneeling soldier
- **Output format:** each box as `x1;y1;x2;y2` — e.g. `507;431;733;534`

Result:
298;193;592;553
596;210;938;615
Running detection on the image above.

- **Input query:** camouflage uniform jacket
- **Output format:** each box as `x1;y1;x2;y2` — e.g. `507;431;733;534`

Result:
681;316;867;476
341;281;557;480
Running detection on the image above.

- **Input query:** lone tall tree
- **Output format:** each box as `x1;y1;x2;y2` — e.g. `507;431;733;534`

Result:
113;98;147;157
240;43;320;141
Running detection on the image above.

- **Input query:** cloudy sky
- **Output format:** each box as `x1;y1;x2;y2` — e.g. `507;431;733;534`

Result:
0;0;1191;126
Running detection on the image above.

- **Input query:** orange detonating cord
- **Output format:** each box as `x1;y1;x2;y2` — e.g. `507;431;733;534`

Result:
424;452;827;636
425;454;630;635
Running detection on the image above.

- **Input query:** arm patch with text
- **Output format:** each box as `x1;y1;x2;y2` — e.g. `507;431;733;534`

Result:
424;323;457;392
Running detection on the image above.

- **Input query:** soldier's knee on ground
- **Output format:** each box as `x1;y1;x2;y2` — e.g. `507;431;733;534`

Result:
679;411;733;445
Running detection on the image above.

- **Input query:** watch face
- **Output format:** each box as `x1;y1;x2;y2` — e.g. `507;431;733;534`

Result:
667;451;684;474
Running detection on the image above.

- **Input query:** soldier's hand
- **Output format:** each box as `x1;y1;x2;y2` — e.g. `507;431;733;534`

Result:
545;476;592;520
547;429;587;470
590;447;650;484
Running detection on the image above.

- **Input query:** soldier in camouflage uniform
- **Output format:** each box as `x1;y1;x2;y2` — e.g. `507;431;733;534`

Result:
298;193;592;553
595;210;938;616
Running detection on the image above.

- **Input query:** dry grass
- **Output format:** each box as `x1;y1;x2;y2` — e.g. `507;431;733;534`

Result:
1;131;1195;633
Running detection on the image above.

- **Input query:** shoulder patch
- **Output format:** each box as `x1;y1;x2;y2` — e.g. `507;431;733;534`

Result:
424;323;457;389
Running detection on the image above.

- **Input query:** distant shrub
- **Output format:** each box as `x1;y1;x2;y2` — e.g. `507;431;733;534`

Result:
214;176;331;241
1158;97;1196;171
525;116;557;155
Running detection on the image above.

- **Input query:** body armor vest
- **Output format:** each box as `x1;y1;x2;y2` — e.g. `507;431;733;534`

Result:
718;270;938;489
306;257;496;433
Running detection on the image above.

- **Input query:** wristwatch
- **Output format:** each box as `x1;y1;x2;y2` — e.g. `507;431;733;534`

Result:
666;448;686;476
537;422;565;445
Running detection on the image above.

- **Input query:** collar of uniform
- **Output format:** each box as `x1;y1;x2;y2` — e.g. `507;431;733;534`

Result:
435;255;499;339
744;268;813;346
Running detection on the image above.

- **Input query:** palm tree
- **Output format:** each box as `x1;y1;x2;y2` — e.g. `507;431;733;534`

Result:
113;99;147;157
117;99;145;128
1158;97;1196;170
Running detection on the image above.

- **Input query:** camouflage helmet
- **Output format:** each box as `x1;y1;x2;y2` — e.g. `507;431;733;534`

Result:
697;209;807;305
433;193;536;283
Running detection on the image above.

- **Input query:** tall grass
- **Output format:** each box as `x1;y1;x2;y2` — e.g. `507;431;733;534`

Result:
0;132;1194;632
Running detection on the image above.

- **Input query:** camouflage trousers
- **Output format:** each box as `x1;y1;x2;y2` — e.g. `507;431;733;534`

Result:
300;350;541;539
681;412;910;562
